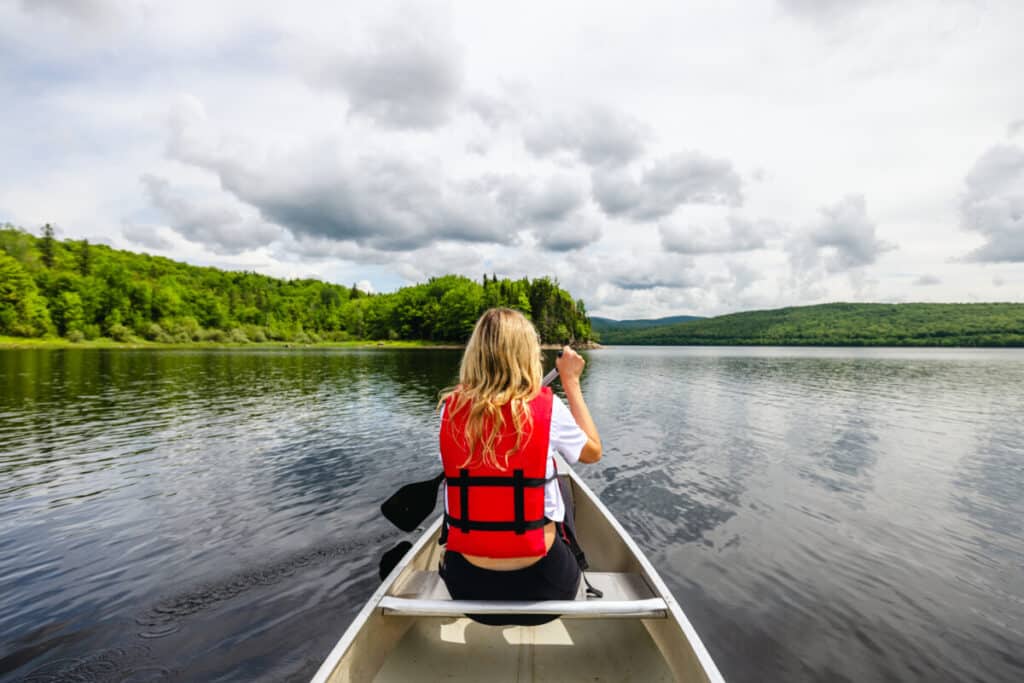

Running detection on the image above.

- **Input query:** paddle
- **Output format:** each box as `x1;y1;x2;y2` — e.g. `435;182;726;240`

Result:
378;541;413;580
380;354;563;533
380;472;445;533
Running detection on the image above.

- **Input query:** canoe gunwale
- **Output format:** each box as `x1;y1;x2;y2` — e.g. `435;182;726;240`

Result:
310;515;443;683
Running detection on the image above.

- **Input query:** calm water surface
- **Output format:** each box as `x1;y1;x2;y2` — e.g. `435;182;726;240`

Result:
1;347;1022;682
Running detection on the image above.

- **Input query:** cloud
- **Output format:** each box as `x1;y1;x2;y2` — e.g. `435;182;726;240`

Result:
392;244;484;282
492;173;587;224
791;195;894;273
523;106;648;165
727;261;763;294
463;90;521;128
914;274;941;286
1009;119;1024;138
960;144;1024;262
315;14;462;130
592;152;744;221
17;0;121;25
140;174;282;254
778;0;879;21
601;256;704;291
167;98;516;252
660;215;779;254
533;213;603;253
121;221;173;251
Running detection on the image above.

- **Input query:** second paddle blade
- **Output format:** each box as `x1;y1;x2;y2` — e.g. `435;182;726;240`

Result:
378;541;413;581
380;471;445;532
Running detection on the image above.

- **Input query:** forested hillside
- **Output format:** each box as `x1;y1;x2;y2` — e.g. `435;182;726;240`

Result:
0;225;592;344
600;303;1024;346
590;315;703;336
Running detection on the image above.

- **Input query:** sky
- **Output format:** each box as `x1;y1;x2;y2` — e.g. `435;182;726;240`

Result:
1;0;1022;319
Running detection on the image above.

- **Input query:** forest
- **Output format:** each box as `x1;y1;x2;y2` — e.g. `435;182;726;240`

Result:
598;302;1024;347
0;225;593;345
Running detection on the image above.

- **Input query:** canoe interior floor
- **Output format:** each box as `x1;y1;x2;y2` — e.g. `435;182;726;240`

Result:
373;617;673;682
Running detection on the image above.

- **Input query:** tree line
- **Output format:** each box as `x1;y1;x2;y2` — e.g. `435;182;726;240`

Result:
598;302;1024;347
0;225;593;344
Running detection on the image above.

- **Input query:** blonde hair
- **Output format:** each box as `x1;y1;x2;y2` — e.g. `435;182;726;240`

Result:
439;308;543;470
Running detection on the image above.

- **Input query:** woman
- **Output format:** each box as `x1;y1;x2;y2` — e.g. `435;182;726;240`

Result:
437;308;602;625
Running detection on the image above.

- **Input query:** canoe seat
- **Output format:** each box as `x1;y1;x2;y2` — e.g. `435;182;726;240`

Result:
379;571;667;619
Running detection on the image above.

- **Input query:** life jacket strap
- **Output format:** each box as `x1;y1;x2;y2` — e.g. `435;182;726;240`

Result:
446;467;556;535
445;474;556;487
443;513;548;533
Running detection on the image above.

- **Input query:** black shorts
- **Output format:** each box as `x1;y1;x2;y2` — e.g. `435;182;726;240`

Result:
439;535;582;626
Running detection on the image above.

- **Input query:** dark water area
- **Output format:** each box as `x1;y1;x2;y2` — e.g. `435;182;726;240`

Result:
1;347;1022;682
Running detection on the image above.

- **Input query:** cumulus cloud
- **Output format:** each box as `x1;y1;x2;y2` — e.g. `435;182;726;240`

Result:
17;0;121;25
533;213;603;252
727;261;763;294
140;174;282;254
960;144;1024;262
778;0;879;21
464;90;521;128
659;215;779;254
600;256;704;291
914;274;941;286
392;244;484;282
167;98;516;251
493;173;587;224
316;15;463;129
121;221;173;251
791;195;894;273
592;152;744;221
523;106;648;165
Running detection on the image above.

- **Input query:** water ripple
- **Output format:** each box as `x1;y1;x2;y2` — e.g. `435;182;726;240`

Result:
2;347;1023;682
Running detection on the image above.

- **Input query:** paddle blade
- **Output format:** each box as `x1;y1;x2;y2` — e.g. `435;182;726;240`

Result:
380;472;444;532
379;541;413;581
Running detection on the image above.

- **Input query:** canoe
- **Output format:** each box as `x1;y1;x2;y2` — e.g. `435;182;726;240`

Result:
311;457;726;682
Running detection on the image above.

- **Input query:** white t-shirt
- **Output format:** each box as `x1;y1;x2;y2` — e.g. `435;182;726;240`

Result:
438;396;588;522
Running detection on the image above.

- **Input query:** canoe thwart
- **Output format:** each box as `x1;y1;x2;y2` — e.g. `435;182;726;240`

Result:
381;570;667;619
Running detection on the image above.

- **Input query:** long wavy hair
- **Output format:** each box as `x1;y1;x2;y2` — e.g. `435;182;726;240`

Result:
439;308;543;470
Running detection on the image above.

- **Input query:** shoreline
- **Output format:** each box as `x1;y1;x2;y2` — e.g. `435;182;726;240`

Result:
0;336;604;351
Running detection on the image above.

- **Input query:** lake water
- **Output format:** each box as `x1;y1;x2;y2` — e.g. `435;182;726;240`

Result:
1;346;1022;682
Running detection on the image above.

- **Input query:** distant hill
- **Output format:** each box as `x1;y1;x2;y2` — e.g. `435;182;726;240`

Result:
599;302;1024;347
591;315;703;336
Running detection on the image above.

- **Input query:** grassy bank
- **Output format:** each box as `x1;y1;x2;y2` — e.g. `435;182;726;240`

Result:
0;336;598;351
0;336;459;350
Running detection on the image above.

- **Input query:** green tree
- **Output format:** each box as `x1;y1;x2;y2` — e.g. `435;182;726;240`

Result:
40;224;55;269
52;290;85;336
77;239;92;276
0;252;51;336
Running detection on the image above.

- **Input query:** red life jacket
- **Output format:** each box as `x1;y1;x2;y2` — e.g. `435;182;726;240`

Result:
440;387;554;558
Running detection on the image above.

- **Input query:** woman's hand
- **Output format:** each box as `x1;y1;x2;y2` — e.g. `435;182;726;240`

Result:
555;346;602;463
556;345;586;384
